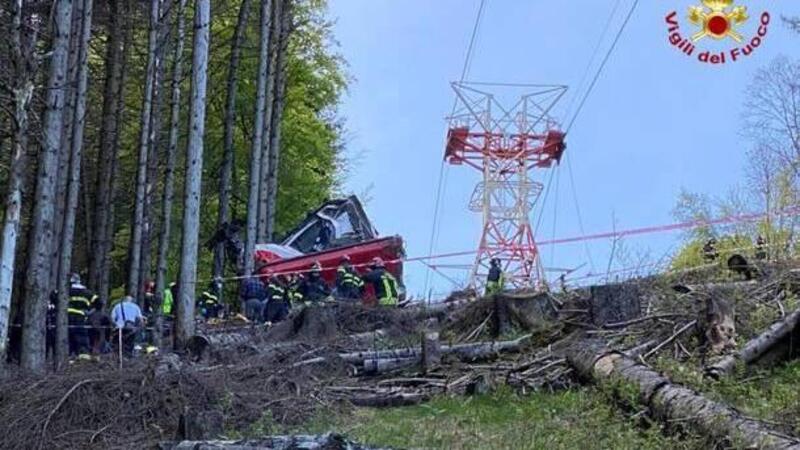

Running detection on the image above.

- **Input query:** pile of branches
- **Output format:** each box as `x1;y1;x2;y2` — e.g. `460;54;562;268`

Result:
0;344;350;449
8;258;800;449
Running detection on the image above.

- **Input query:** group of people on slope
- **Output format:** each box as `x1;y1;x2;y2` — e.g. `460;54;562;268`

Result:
239;255;401;323
48;274;151;360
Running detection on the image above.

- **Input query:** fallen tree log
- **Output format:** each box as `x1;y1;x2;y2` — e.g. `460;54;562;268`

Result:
347;391;429;408
568;340;800;449
160;433;382;450
338;334;532;366
705;306;800;379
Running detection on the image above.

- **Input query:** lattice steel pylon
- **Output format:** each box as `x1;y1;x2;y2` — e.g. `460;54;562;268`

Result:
444;82;568;290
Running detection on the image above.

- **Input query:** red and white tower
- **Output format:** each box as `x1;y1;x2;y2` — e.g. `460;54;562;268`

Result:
444;82;567;289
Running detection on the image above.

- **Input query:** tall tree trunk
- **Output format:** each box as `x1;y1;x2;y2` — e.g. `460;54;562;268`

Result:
21;0;73;372
89;0;125;296
214;0;253;291
97;0;132;302
264;0;292;241
257;0;281;242
140;3;169;299
0;0;34;366
155;0;187;347
175;0;210;348
50;0;83;289
244;0;274;277
128;0;161;301
55;0;94;368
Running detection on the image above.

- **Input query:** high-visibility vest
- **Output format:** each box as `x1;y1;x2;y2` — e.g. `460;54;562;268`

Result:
162;288;174;315
68;295;91;317
268;284;286;302
378;273;399;306
485;273;505;296
338;267;364;289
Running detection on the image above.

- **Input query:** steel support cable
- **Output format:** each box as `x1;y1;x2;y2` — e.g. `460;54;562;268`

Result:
566;153;597;271
550;166;561;267
566;0;641;134
563;0;623;121
423;0;487;295
562;0;641;272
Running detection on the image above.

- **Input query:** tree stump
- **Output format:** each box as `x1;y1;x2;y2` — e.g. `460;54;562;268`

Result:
421;332;441;373
589;283;641;326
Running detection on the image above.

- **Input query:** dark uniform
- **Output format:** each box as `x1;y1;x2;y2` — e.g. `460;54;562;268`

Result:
301;270;331;304
336;262;364;301
240;277;267;322
703;239;719;262
286;275;305;307
67;282;94;357
363;262;399;306
88;298;112;354
755;235;767;260
485;259;505;296
198;291;222;320
264;277;290;323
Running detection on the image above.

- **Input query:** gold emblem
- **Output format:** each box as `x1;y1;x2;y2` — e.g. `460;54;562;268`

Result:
688;0;748;42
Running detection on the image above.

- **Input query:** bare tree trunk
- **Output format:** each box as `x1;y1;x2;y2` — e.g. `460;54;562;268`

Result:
263;0;292;241
89;0;125;296
97;0;132;302
21;0;73;372
50;0;83;290
244;0;273;276
128;0;161;301
0;0;35;366
175;0;210;348
257;0;281;242
140;4;169;299
55;0;94;368
214;0;253;291
155;0;187;347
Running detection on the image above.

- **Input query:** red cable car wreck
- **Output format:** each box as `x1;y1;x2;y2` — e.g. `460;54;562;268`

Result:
253;196;406;302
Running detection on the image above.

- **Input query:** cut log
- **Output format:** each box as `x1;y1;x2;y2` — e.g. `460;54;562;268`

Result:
362;357;418;375
568;340;800;449
161;433;381;450
445;334;531;361
421;332;441;373
338;334;532;366
706;306;800;378
348;392;429;407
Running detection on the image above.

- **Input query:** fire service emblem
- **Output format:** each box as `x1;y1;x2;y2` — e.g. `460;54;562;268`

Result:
688;0;748;42
665;1;770;65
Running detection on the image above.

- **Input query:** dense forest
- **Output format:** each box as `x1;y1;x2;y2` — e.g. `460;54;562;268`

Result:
0;0;347;372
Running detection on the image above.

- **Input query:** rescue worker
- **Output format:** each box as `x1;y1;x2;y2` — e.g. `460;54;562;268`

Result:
286;273;305;307
485;259;505;296
88;297;112;354
301;261;331;304
335;255;364;301
755;235;767;260
198;280;223;320
703;238;719;262
143;280;156;316
240;274;267;322
264;274;290;323
162;282;177;318
363;257;399;306
67;273;93;359
111;296;144;356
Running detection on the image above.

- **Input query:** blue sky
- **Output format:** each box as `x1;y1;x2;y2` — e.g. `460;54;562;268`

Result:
328;0;799;299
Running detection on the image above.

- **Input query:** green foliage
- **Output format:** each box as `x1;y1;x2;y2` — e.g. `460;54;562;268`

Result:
293;387;703;449
99;0;347;298
670;234;751;271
